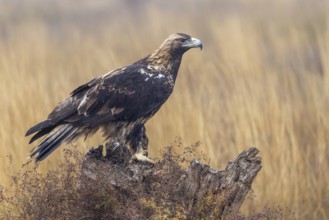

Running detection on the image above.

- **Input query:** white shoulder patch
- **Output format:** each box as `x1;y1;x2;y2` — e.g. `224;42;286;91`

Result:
139;69;146;74
155;74;165;79
147;65;158;70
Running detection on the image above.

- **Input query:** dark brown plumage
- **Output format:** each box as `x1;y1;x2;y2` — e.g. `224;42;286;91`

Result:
26;33;202;163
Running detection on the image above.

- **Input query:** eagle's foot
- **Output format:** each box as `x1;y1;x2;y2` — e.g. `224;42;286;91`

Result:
130;150;155;164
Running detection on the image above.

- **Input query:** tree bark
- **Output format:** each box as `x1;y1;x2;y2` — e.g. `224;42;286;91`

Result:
79;142;261;219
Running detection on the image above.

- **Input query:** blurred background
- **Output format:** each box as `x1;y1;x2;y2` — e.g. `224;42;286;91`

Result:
0;0;328;218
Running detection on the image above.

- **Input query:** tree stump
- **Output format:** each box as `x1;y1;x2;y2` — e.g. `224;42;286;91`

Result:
79;142;262;219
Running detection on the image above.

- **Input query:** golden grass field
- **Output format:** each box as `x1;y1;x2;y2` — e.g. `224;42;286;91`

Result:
0;0;329;218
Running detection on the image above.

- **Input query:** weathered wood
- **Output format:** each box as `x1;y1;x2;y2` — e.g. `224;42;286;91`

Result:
79;142;261;219
174;147;261;219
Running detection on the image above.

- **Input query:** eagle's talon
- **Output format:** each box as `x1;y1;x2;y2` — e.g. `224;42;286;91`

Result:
130;152;155;165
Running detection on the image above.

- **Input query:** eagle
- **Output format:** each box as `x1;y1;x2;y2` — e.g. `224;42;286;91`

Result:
26;33;202;163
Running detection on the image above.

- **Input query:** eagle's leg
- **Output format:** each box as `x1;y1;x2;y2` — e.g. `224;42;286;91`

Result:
128;123;155;164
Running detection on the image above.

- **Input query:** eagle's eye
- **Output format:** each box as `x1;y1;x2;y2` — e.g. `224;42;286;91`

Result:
178;38;186;43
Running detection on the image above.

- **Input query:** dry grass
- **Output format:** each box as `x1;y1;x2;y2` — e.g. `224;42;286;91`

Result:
0;0;329;218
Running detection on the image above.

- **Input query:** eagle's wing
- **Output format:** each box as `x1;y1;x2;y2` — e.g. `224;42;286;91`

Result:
25;68;122;138
26;64;172;161
50;64;171;126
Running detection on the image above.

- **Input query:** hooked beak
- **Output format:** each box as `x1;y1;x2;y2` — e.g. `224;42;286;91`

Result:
182;37;203;50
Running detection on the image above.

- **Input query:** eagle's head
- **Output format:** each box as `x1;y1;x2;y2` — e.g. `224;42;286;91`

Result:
160;33;203;55
146;33;202;74
142;33;202;75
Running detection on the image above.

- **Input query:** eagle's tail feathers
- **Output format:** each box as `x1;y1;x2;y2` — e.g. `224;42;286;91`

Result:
29;126;55;144
31;124;77;162
26;120;54;136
